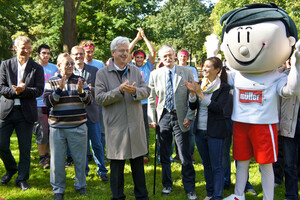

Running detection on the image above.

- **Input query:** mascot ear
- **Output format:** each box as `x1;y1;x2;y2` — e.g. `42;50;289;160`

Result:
288;37;296;47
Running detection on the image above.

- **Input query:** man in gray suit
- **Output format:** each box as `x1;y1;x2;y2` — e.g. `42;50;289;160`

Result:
71;46;108;181
148;45;197;200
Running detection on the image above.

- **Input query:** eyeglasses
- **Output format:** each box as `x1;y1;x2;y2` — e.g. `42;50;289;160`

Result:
64;62;75;66
72;53;84;56
117;49;129;53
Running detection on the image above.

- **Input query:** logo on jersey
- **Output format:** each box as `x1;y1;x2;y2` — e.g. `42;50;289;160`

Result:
239;89;262;103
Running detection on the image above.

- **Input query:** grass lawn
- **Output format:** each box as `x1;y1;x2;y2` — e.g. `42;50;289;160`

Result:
0;129;297;199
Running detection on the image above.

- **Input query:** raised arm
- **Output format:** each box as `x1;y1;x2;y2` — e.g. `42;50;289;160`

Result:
140;29;156;64
282;40;300;97
128;29;143;63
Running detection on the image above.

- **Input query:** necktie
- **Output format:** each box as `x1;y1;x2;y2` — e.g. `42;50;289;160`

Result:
165;70;174;112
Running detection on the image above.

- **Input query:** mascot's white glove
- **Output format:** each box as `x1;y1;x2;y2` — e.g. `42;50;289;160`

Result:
291;40;300;67
204;34;220;58
283;40;300;97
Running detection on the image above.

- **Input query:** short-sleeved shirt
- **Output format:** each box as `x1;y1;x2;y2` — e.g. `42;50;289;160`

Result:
228;70;287;124
36;62;59;107
134;59;154;105
85;59;105;70
187;65;198;82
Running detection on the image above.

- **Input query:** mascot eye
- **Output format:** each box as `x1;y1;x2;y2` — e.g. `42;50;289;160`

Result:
247;31;250;43
238;32;240;43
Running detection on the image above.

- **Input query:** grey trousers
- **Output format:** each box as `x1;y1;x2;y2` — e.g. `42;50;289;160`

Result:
49;124;87;194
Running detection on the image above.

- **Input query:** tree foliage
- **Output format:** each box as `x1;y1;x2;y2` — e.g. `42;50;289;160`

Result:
0;0;162;62
144;0;213;62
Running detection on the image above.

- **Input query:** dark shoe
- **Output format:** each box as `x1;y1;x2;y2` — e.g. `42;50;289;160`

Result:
39;156;50;169
187;191;198;200
162;187;172;195
54;193;64;200
173;154;180;161
100;174;109;182
87;155;93;162
1;171;17;185
65;157;73;167
16;181;31;191
76;188;86;196
191;156;195;164
224;183;231;190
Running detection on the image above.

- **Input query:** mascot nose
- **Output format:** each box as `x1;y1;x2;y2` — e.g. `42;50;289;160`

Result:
239;46;249;56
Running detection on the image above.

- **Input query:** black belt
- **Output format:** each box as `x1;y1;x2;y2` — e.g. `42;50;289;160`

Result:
164;108;176;115
13;105;21;110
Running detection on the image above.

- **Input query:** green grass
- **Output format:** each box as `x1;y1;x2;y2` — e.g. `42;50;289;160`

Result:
0;129;297;199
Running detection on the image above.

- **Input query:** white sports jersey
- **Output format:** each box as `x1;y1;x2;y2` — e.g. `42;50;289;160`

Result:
228;70;287;124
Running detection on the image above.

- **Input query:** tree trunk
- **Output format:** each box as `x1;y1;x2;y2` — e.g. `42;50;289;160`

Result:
60;0;81;53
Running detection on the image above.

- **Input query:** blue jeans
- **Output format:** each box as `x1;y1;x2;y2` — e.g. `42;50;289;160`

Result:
99;106;105;153
281;122;300;200
86;117;108;175
195;130;224;199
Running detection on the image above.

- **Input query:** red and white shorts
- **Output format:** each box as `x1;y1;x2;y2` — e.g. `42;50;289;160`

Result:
232;121;278;164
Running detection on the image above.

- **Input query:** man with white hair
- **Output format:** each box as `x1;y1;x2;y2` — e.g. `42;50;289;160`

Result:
95;36;150;200
148;45;197;200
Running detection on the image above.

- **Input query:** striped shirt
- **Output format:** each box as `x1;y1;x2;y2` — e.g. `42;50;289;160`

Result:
43;73;91;128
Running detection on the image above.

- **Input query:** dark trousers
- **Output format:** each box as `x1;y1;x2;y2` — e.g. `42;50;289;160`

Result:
0;109;34;183
274;122;300;200
158;110;195;193
110;156;148;200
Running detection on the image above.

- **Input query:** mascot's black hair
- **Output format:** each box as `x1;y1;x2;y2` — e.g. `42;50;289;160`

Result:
220;3;298;45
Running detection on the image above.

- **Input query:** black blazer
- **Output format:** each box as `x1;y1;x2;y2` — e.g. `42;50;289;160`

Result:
74;63;100;123
0;57;44;123
189;81;230;139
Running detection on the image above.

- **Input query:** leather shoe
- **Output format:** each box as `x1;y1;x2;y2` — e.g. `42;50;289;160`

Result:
16;181;31;191
1;171;17;185
100;174;109;182
54;193;64;200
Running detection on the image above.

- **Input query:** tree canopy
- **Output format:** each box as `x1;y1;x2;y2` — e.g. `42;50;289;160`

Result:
1;0;299;64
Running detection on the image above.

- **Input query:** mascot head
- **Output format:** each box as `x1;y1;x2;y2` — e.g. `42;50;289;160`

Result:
220;3;298;73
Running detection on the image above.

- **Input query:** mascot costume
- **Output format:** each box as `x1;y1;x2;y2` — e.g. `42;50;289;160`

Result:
215;3;300;200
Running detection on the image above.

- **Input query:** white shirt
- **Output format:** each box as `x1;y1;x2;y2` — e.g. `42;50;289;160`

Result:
228;70;287;124
14;60;28;105
164;65;176;110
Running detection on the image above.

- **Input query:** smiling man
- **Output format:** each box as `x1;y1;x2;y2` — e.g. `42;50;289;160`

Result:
220;3;300;200
71;46;108;181
128;28;156;163
35;44;59;169
44;53;91;200
0;36;44;191
95;36;150;200
147;45;197;200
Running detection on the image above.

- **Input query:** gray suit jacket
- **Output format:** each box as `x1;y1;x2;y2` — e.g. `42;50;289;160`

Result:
148;65;195;132
0;57;44;123
74;63;99;123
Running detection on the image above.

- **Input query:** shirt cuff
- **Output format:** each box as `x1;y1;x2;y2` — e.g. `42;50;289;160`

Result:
189;94;197;103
